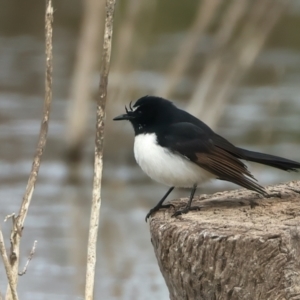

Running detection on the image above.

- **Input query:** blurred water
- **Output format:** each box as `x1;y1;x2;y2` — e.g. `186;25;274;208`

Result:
1;2;300;300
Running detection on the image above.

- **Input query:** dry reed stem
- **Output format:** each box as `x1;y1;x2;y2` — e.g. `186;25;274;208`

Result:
5;1;53;298
188;0;287;128
0;227;18;300
65;0;104;165
111;0;147;104
187;0;249;121
204;0;287;128
112;0;143;73
84;0;117;299
158;0;222;99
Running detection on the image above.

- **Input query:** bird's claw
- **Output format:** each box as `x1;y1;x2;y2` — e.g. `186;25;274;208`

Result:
171;206;201;218
265;191;282;198
145;204;174;222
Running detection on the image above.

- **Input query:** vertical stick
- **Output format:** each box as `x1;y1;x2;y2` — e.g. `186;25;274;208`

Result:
84;0;117;299
5;1;53;299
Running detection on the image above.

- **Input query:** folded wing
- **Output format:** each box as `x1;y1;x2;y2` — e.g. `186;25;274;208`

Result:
158;122;268;196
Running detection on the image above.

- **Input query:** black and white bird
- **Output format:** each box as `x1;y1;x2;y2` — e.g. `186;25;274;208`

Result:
113;96;300;221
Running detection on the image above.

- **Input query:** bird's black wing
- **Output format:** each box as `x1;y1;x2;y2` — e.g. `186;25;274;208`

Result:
175;108;300;171
157;122;267;196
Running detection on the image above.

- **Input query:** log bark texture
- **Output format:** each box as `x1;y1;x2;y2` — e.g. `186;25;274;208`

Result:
149;181;300;300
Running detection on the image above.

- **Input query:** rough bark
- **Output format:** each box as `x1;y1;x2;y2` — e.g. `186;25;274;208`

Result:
149;181;300;300
84;0;116;299
4;2;53;299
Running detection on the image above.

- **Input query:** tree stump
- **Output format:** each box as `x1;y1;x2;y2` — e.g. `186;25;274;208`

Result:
149;181;300;300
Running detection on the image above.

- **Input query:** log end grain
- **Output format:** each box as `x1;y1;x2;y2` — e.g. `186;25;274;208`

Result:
149;181;300;300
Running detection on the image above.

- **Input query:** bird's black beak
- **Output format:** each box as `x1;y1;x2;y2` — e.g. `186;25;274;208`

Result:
114;102;135;121
113;113;133;121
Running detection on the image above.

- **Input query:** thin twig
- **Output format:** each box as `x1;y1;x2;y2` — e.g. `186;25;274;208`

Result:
84;0;117;299
5;1;53;298
0;227;19;300
4;213;15;223
18;240;37;276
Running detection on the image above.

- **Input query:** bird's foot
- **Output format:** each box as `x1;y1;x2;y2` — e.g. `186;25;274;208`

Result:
145;204;174;222
265;191;282;198
172;206;201;217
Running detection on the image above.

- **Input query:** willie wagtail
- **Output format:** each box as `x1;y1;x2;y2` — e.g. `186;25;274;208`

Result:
114;96;300;221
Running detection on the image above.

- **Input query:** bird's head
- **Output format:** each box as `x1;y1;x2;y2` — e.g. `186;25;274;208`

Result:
113;96;176;134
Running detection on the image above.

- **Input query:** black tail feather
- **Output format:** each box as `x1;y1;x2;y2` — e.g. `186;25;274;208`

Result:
237;148;300;172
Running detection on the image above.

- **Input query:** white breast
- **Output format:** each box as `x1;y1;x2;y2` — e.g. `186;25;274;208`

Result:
134;133;214;188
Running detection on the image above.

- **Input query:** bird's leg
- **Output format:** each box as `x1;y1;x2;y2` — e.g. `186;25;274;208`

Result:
145;187;175;222
172;184;198;217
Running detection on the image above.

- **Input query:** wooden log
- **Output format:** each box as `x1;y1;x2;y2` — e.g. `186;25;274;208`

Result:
149;181;300;300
